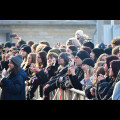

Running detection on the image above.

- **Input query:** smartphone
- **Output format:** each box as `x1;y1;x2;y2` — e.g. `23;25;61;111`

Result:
68;40;72;44
10;35;16;38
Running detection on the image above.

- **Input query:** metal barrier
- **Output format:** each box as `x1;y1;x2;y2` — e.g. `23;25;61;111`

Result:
0;72;89;100
49;88;89;100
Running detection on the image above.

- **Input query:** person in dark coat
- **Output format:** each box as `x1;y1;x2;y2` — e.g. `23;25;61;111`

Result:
43;52;70;100
68;50;90;90
96;60;120;100
0;55;28;100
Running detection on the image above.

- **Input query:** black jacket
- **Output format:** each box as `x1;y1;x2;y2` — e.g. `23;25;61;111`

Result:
96;77;114;100
69;66;84;90
47;65;68;85
35;61;59;85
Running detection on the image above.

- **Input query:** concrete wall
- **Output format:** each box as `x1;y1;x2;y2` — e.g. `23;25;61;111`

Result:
0;23;96;47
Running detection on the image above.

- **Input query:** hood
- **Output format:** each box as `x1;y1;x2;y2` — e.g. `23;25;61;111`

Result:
17;68;28;81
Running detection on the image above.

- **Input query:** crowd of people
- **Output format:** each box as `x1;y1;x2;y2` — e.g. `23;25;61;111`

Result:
0;30;120;100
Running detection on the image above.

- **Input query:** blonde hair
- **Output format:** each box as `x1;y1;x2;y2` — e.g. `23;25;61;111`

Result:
36;44;47;53
85;66;94;78
96;53;108;63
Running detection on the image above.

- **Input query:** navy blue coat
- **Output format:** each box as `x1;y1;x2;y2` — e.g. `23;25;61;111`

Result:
1;68;28;100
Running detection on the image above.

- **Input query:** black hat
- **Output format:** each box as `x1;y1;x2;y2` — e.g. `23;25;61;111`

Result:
83;42;94;49
98;43;106;49
92;48;104;59
104;47;112;55
71;51;77;57
21;45;31;54
82;58;95;67
4;42;12;48
77;50;90;61
42;46;52;53
68;45;77;52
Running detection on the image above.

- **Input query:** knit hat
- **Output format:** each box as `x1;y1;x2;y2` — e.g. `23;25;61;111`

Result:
59;52;69;63
68;45;77;52
92;48;104;59
98;43;106;49
104;47;112;55
77;50;90;61
21;45;31;54
75;30;84;36
83;42;94;49
42;46;52;53
49;48;61;55
4;42;12;48
11;55;23;67
82;58;95;67
20;44;28;49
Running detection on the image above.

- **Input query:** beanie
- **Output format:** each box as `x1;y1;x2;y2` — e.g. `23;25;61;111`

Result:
4;42;12;48
104;47;112;55
49;48;61;55
75;30;84;36
59;52;69;63
68;45;77;52
77;50;90;61
21;45;31;54
82;58;95;67
71;51;77;57
42;46;52;53
83;42;94;49
98;43;106;49
92;48;104;59
11;55;23;67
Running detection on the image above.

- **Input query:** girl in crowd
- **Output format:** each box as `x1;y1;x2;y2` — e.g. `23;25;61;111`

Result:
0;55;28;100
20;45;31;68
80;58;95;90
27;51;47;100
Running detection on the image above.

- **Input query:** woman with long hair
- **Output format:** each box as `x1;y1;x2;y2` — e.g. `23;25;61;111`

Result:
0;55;28;100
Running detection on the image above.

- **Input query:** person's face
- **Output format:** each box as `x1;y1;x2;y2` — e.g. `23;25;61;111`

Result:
76;34;81;39
37;54;42;63
74;56;82;66
28;55;32;64
58;57;65;66
8;60;14;69
90;52;95;60
104;61;108;73
82;64;89;73
109;65;113;77
66;48;73;54
101;55;107;61
21;50;27;57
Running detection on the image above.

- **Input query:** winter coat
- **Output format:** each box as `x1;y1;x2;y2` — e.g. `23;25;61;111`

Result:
69;67;84;90
47;65;68;85
1;68;28;100
96;77;114;100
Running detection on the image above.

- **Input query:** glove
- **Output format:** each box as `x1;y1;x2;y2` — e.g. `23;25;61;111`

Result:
2;68;8;78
